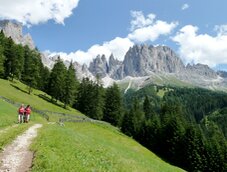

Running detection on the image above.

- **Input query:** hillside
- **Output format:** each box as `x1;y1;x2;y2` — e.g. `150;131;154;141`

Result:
0;79;184;172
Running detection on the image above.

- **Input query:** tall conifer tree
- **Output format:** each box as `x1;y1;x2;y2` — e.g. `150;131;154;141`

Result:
103;83;123;126
0;45;5;78
63;61;78;108
48;57;67;101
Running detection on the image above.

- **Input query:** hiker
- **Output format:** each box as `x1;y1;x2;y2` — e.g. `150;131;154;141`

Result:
18;104;25;123
25;105;31;123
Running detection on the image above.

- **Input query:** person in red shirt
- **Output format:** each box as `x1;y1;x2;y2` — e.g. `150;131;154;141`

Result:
18;104;25;123
25;105;31;123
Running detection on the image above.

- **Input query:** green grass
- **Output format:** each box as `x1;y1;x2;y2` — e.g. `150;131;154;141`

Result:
0;79;184;171
157;89;167;98
31;123;184;172
0;122;33;151
0;79;81;117
0;99;44;150
0;99;19;128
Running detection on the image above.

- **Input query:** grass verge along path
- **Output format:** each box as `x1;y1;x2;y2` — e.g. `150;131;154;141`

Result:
31;123;184;172
0;124;43;172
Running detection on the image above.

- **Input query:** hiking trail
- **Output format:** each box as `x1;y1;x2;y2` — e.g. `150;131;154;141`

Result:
0;124;42;172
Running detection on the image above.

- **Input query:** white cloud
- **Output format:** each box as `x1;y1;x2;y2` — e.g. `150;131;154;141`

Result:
181;3;189;10
130;11;155;31
50;37;134;65
214;25;227;36
128;20;178;42
49;11;177;65
173;25;227;67
0;0;80;26
128;11;178;42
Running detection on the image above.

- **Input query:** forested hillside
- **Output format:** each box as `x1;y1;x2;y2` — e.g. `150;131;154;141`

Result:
123;85;227;171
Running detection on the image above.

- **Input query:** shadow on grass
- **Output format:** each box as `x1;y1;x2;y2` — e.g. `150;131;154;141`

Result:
36;94;64;109
10;84;28;94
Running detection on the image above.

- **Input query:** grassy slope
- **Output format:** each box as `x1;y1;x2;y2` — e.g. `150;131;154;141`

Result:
31;123;184;172
0;99;19;128
0;79;184;172
117;74;194;92
0;99;44;150
0;79;82;121
0;79;80;113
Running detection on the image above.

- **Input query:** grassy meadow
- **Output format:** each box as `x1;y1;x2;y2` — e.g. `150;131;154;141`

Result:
0;79;184;172
31;122;184;172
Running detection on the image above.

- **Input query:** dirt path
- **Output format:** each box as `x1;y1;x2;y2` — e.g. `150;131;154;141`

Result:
0;124;42;172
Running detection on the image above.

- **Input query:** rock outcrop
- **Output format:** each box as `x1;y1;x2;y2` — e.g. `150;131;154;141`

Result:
185;63;217;79
0;20;35;49
217;71;227;78
108;54;122;78
89;55;109;78
116;45;186;78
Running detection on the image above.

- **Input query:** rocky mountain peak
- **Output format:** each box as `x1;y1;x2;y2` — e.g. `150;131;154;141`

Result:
186;63;217;78
217;71;227;78
109;54;122;71
89;54;109;78
121;44;185;78
0;20;35;49
41;43;224;90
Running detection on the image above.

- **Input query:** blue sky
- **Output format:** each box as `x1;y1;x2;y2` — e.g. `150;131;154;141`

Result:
0;0;227;70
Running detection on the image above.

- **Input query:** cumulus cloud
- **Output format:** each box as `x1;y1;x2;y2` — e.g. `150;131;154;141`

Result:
49;11;177;65
181;3;189;10
0;0;80;26
214;25;227;36
128;20;178;42
172;25;227;67
130;11;156;31
50;37;134;65
128;11;178;42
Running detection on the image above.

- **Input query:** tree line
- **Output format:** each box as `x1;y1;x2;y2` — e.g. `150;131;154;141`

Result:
0;31;78;108
0;30;49;93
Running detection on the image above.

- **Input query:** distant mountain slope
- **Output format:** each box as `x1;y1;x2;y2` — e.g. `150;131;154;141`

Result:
43;44;227;91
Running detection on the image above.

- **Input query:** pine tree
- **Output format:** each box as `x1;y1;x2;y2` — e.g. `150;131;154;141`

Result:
3;37;15;79
89;77;105;120
75;77;105;120
0;45;5;78
121;111;134;136
75;77;92;115
47;57;67;101
121;99;145;138
2;37;24;81
103;83;124;126
39;66;50;91
63;61;78;108
203;122;227;171
132;99;145;138
11;44;24;80
22;47;40;94
143;95;155;119
180;126;206;171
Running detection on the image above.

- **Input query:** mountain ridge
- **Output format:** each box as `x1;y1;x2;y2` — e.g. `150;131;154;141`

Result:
1;20;226;91
43;44;227;91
